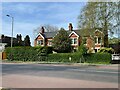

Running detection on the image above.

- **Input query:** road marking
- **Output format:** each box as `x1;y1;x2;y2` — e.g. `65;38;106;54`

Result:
69;69;118;74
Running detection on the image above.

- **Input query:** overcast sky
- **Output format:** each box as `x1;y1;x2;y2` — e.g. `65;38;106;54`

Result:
2;2;86;46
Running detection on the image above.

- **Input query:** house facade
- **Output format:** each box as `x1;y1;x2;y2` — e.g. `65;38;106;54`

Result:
34;23;104;52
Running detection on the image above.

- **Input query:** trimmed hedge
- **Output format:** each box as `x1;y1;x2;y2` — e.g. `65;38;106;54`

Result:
5;46;53;61
5;47;38;61
47;53;111;64
48;53;83;63
84;53;111;64
5;47;111;64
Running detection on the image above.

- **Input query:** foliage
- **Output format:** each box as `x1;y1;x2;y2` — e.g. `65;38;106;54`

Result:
78;43;87;55
98;47;114;54
5;47;111;64
48;53;82;63
47;52;111;64
5;47;37;61
84;53;111;64
78;2;119;47
24;35;31;46
109;38;120;44
5;46;53;61
52;28;72;53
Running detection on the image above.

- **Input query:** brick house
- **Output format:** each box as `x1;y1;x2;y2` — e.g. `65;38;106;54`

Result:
34;23;104;52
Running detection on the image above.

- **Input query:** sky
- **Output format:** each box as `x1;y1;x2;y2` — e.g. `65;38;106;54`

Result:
1;2;86;46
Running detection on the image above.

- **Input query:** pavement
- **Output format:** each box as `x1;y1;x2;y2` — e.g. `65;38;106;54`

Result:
2;74;118;88
1;63;119;88
1;60;119;88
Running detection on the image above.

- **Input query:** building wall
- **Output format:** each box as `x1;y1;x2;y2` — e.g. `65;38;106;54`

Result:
34;35;45;46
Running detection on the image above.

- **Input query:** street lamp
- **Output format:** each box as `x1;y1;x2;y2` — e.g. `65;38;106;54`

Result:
6;14;14;48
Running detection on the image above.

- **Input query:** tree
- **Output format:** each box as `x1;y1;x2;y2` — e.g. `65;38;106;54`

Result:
33;24;59;39
52;28;71;53
86;36;95;53
78;2;119;47
24;35;31;46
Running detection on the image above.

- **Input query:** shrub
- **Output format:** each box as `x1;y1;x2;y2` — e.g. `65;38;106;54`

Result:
98;47;114;54
5;46;45;61
78;43;87;55
5;46;52;61
48;53;82;63
84;53;111;64
52;28;72;53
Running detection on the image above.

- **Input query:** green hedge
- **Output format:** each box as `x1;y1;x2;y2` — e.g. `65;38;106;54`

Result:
5;46;53;61
5;47;111;64
47;53;111;64
84;53;111;64
5;47;39;61
48;53;82;63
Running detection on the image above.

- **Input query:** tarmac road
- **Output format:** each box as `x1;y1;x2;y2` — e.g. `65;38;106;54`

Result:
1;63;119;88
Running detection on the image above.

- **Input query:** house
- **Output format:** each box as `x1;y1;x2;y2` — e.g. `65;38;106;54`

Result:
34;23;81;50
34;23;104;52
0;34;24;47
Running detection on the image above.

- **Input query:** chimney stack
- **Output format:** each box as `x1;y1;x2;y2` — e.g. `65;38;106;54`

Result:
69;23;73;31
41;26;45;33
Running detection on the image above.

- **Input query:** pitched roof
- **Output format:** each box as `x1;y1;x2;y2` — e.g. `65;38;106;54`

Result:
42;32;58;38
36;28;103;39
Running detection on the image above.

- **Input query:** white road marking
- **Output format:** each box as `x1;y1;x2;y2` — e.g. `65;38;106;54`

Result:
69;69;118;74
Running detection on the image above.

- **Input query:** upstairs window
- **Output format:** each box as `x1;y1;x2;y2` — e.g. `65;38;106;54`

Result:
94;37;97;43
94;37;101;44
98;37;101;44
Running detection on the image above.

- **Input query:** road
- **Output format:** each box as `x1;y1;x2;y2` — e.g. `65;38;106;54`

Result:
1;63;119;88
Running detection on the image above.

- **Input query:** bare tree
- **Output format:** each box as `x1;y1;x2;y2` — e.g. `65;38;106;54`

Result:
33;24;59;39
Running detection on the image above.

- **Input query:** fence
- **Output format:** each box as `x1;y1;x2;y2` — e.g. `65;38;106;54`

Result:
0;52;6;60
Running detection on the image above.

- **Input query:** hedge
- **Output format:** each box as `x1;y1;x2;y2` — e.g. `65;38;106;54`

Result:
5;47;38;61
5;47;111;64
5;46;53;61
47;53;111;64
48;53;83;63
84;53;111;64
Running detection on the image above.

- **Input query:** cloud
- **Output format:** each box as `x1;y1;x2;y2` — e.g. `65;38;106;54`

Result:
2;2;86;46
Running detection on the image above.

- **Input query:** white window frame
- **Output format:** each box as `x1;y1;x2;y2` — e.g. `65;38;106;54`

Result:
71;38;77;45
37;40;43;46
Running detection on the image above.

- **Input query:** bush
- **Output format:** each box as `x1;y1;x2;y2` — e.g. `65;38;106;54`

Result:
5;47;111;64
84;53;111;64
48;53;82;63
98;47;114;54
44;46;53;54
5;47;39;61
5;46;50;61
78;43;87;55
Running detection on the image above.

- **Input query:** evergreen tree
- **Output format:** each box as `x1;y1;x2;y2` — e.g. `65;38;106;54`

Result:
52;28;71;53
24;35;31;46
